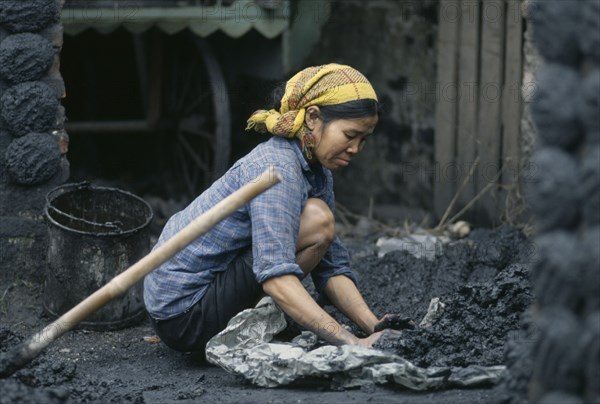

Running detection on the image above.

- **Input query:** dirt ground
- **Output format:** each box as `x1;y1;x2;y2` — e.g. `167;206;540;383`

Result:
0;225;531;403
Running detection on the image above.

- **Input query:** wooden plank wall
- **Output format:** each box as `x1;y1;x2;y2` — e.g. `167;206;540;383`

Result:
434;0;524;226
434;0;460;221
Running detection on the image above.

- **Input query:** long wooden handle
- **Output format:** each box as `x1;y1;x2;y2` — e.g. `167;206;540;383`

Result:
1;167;280;376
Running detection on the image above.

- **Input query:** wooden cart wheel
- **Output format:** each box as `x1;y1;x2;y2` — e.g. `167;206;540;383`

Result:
159;31;231;201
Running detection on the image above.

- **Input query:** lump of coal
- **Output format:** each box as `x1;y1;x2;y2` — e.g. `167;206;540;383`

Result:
0;33;55;84
496;309;538;403
580;69;600;144
530;64;583;150
5;132;61;185
580;145;600;225
0;82;59;138
583;311;600;401
580;227;600;313
531;231;587;311
0;0;60;33
526;147;580;231
579;0;600;64
531;307;585;398
529;0;582;65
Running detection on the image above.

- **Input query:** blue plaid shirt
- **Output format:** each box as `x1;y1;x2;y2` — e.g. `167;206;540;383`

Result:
144;136;357;320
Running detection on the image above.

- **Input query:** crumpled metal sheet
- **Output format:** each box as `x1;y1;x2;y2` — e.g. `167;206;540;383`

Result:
418;297;446;328
206;297;506;389
375;234;449;261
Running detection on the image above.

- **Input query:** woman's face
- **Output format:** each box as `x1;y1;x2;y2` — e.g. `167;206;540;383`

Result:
306;106;379;170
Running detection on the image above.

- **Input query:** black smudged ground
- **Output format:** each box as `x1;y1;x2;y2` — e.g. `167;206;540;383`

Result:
0;225;530;402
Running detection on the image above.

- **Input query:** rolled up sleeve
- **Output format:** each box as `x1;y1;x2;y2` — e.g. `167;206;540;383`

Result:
310;170;357;293
247;163;306;284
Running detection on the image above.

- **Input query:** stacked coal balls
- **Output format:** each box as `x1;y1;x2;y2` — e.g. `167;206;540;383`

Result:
0;0;66;186
526;0;600;402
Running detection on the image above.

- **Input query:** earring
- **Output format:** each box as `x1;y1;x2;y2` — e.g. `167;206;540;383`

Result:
301;126;317;160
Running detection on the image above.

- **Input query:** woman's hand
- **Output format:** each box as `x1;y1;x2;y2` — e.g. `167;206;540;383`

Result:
355;330;385;348
373;314;416;332
263;275;360;346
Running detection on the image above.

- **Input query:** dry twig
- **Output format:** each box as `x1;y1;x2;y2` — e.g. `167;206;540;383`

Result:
436;157;480;230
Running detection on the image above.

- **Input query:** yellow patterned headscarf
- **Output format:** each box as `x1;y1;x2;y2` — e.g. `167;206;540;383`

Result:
246;64;378;159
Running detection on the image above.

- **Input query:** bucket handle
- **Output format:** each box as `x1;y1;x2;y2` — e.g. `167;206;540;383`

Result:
47;205;124;232
46;182;124;233
46;181;92;202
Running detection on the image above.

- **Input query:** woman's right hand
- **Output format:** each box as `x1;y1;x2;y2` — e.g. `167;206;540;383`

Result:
355;330;385;348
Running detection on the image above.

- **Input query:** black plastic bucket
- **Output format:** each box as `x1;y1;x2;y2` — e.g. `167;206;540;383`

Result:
44;182;153;330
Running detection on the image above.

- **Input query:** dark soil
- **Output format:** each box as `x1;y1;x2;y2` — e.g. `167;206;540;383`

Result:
0;225;531;403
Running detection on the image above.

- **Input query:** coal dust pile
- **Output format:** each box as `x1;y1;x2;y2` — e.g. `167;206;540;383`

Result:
334;225;533;368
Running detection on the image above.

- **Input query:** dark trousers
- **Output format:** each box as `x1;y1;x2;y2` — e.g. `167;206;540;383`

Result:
149;248;261;359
